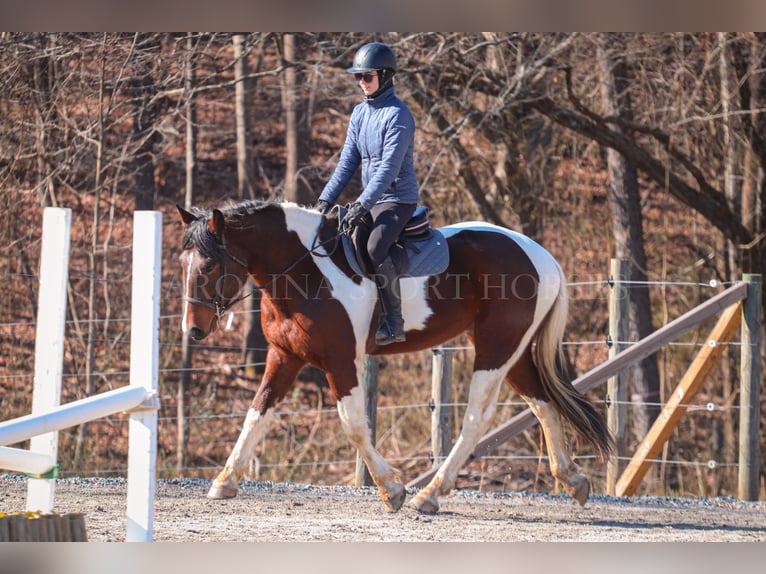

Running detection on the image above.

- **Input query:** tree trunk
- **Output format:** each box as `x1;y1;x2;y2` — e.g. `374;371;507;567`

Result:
717;32;740;479
32;34;58;208
234;34;255;200
74;34;109;470
178;34;198;473
731;33;766;273
597;33;660;442
741;34;766;486
481;32;542;238
233;33;267;377
283;33;311;205
131;34;160;211
732;35;766;459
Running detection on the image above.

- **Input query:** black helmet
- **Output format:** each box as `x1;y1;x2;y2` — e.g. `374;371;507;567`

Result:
347;42;396;74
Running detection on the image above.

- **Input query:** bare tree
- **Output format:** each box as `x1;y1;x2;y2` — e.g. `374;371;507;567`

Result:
75;34;109;469
177;33;199;472
732;34;766;270
234;34;255;201
282;33;312;205
597;33;660;443
130;33;162;211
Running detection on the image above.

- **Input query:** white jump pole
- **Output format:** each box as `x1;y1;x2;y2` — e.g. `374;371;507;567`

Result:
125;211;162;542
0;385;149;448
0;446;56;476
26;207;71;513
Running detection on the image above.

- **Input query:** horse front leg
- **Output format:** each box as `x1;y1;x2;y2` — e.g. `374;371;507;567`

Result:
208;347;305;499
332;365;406;513
207;407;275;499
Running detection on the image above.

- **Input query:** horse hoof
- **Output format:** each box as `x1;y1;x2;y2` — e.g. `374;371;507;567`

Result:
568;475;590;506
207;481;238;499
389;483;407;512
410;493;440;514
383;482;407;513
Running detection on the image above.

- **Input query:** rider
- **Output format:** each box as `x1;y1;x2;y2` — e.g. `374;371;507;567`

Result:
316;42;419;346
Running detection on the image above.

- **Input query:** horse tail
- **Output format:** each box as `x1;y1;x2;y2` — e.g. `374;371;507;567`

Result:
533;264;614;463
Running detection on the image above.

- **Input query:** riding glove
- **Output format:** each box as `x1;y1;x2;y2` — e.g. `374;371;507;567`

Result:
341;202;367;232
316;200;332;215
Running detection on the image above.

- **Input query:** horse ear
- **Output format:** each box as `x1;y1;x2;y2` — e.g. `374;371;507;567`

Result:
208;209;225;241
176;204;197;225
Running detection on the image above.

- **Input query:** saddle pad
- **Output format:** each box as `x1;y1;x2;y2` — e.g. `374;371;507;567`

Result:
342;229;450;278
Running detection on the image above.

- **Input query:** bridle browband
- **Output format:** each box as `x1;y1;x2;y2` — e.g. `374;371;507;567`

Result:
183;215;344;322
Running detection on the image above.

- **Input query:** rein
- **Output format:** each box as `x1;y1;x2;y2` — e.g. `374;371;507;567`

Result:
184;216;344;321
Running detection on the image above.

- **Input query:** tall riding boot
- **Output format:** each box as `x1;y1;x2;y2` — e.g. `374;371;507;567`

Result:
374;256;406;345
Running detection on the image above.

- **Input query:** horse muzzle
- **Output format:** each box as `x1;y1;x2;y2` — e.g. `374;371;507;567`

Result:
188;326;209;341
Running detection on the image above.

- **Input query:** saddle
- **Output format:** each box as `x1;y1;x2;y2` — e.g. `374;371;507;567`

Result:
336;205;450;278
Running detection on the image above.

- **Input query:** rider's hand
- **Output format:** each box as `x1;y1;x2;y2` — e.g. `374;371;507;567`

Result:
316;200;332;215
340;202;367;232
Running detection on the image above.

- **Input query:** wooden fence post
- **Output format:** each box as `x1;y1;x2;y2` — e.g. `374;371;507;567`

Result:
355;355;378;487
738;274;761;501
606;259;629;495
430;346;453;467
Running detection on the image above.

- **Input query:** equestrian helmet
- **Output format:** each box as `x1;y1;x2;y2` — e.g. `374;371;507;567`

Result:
347;42;396;74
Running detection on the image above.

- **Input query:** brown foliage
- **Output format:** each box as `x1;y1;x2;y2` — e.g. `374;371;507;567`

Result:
1;33;764;499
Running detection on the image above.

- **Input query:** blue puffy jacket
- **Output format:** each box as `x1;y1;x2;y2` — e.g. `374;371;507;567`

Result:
319;85;419;211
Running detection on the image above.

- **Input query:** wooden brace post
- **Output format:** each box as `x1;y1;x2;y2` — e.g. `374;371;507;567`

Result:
615;301;743;497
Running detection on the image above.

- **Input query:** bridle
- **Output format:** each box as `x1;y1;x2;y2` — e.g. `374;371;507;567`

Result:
183;247;251;322
183;216;344;322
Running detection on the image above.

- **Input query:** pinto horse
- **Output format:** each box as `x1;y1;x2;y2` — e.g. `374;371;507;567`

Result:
176;200;613;514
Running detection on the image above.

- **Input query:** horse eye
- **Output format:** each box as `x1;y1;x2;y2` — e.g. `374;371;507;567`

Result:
202;262;216;274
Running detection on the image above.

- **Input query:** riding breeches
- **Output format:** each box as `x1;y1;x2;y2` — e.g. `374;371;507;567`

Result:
366;202;417;268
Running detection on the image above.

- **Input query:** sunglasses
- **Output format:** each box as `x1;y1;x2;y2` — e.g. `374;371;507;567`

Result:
354;73;377;83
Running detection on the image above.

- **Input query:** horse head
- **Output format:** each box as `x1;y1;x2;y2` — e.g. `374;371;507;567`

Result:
177;205;250;340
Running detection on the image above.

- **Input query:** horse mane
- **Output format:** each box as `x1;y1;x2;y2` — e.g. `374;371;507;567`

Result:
182;216;228;262
182;199;318;260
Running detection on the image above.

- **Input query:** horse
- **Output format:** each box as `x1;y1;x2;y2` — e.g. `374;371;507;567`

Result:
176;199;613;514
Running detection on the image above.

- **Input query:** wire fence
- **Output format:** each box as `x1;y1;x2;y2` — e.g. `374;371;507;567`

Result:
46;394;741;477
0;272;752;496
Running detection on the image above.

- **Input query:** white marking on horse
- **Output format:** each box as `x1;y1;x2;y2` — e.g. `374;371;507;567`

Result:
208;407;276;498
337;381;392;479
441;222;562;325
400;276;432;331
181;251;196;334
283;205;374;356
414;278;553;506
424;365;507;496
337;384;368;443
524;397;574;479
228;407;274;469
283;204;433;349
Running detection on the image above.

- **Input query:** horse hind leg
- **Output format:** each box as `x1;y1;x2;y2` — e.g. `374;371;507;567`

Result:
507;352;591;505
410;365;507;514
524;397;591;504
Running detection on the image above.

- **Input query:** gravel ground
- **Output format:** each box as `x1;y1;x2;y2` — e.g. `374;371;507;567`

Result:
2;474;766;542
